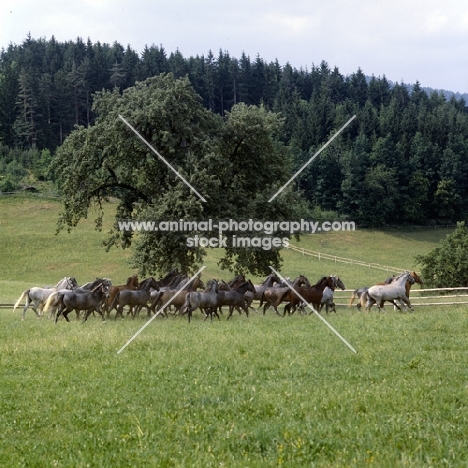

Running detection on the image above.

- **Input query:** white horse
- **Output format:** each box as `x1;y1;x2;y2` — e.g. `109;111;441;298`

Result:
13;277;78;320
365;271;415;312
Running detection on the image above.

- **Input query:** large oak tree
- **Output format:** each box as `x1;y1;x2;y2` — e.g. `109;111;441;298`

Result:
53;73;304;276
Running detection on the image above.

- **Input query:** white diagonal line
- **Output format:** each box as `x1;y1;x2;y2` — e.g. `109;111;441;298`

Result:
118;115;207;202
117;266;206;354
268;115;356;202
269;266;357;353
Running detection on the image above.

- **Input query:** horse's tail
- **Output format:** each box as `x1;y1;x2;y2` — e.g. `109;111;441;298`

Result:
348;290;358;307
278;289;290;304
109;291;120;313
13;290;29;312
180;293;192;316
359;290;369;310
259;291;266;307
43;291;59;313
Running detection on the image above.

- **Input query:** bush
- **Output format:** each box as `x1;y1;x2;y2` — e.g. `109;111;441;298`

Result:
0;174;19;193
415;221;468;287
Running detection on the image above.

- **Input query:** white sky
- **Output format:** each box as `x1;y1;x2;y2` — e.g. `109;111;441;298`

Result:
2;0;468;93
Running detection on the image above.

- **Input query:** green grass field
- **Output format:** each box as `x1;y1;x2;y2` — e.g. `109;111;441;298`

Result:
1;196;467;467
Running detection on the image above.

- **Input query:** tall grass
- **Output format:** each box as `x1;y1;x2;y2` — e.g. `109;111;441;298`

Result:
1;196;467;467
1;308;467;467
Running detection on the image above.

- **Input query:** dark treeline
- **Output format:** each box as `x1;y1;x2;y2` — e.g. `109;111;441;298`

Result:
1;35;468;226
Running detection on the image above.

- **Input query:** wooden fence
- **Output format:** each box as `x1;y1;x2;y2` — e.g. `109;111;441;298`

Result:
333;287;468;308
284;244;468;307
286;243;406;274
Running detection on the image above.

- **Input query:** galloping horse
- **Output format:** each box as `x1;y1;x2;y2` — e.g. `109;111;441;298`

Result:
104;275;139;317
122;271;182;318
261;275;310;316
364;271;415;312
13;277;78;320
180;279;219;323
44;278;112;318
358;271;423;311
55;283;109;323
251;273;281;301
151;276;205;316
111;277;160;319
380;270;423;310
283;275;335;315
348;287;370;309
218;280;256;320
349;274;397;310
319;275;346;313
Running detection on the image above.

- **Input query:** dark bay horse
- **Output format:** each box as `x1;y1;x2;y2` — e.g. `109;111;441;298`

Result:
217;280;257;320
261;275;310;316
319;275;346;313
283;275;335;315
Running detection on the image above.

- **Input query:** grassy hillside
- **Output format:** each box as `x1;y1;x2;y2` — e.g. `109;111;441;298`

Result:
2;196;468;467
1;195;451;302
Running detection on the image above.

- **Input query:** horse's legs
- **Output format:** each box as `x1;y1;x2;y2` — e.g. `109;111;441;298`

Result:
54;308;62;324
82;309;91;323
54;303;67;323
365;297;376;312
208;306;219;321
97;308;106;323
115;306;124;320
400;295;413;311
22;296;39;321
62;308;72;323
242;302;249;318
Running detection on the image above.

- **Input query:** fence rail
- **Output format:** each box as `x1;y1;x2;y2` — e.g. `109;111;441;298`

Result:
286;244;406;274
332;287;468;308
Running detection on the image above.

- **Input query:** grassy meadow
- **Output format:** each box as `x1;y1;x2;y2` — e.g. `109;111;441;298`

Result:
1;196;468;467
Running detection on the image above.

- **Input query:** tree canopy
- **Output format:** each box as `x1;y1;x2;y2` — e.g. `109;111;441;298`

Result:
2;35;468;228
53;73;304;275
415;222;468;288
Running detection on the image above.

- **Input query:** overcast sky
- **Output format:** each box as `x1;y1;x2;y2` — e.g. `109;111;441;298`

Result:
2;0;467;94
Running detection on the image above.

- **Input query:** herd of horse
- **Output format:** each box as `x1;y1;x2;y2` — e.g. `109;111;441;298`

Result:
12;268;423;323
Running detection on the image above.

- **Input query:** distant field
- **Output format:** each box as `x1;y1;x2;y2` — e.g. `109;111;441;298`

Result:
0;195;451;302
1;196;468;467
